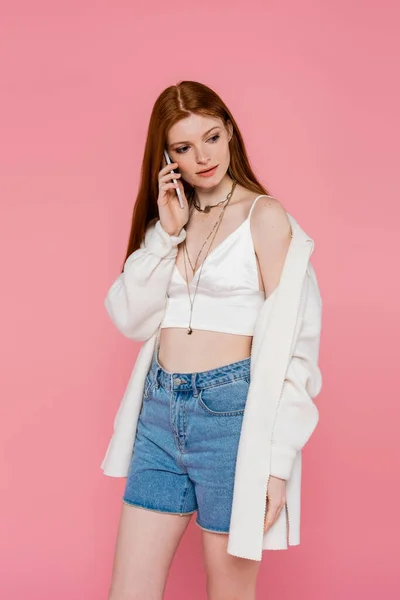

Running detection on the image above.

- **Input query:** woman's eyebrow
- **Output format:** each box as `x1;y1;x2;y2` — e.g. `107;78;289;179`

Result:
169;126;221;147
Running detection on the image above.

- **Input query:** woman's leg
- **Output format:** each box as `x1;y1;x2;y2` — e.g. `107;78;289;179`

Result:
108;503;193;600
108;358;197;599
177;356;259;599
200;530;261;600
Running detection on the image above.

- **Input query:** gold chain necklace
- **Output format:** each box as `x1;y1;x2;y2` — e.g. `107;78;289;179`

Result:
184;182;236;273
183;214;221;273
182;179;237;334
192;192;228;213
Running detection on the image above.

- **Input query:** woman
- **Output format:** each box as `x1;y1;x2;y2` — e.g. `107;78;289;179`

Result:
102;81;323;600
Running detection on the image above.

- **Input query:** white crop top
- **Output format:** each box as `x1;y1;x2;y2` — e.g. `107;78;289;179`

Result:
160;195;272;336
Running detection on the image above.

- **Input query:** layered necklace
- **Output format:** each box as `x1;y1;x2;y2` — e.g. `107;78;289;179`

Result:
182;179;237;334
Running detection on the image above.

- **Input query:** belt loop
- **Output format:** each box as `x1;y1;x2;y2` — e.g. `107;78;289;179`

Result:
154;365;161;388
191;373;199;397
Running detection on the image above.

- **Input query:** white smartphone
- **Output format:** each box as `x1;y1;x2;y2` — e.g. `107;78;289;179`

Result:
163;149;184;209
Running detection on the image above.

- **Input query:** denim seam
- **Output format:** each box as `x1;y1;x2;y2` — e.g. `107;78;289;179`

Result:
195;520;229;534
182;399;188;446
158;374;250;394
122;498;195;516
197;390;246;417
169;390;187;469
178;477;192;514
198;373;250;390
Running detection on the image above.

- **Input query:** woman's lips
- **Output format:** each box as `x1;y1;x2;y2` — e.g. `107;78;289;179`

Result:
197;165;218;177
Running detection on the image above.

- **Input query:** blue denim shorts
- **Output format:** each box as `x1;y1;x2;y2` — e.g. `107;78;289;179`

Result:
122;350;251;534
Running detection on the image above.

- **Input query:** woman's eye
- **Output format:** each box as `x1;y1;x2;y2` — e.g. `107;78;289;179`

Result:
175;134;220;154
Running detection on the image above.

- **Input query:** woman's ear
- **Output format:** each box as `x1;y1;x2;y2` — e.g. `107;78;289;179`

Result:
226;120;234;143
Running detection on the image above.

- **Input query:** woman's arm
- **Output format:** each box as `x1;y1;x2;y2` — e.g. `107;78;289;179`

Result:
104;219;186;341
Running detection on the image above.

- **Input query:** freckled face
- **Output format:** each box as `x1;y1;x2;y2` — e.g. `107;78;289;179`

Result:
166;114;232;187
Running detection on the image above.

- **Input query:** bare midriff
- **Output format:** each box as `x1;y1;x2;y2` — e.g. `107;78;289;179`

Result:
157;328;254;373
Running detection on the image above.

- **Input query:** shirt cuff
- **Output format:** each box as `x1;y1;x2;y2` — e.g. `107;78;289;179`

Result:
269;442;297;481
156;219;186;243
145;220;186;257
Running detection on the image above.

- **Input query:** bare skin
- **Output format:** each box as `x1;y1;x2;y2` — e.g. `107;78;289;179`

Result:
108;505;193;600
108;505;261;600
109;113;290;599
201;530;262;600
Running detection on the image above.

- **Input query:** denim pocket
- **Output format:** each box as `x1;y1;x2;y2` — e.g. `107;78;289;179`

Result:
197;375;250;416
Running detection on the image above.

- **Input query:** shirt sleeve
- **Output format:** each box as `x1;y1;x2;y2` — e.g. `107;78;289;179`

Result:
104;220;186;341
269;266;323;480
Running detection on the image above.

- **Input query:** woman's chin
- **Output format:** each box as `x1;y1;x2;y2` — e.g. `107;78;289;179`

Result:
194;171;229;190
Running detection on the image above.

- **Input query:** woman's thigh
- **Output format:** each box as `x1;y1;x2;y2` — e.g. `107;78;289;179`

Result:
108;503;193;600
201;530;262;600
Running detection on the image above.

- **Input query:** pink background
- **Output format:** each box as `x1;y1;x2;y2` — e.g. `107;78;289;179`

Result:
1;1;399;598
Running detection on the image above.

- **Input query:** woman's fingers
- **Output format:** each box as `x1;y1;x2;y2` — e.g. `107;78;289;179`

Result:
264;500;285;532
159;181;180;193
263;476;287;533
159;161;179;176
159;171;181;185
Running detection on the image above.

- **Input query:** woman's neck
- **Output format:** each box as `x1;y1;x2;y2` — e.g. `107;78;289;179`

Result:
193;174;234;209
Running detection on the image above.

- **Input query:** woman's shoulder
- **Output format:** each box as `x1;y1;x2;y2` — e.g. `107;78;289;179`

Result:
246;193;291;241
231;187;285;224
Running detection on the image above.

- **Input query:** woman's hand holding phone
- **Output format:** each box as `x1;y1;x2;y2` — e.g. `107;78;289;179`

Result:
157;158;189;237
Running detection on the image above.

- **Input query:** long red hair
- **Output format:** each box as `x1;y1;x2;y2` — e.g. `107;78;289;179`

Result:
120;80;272;272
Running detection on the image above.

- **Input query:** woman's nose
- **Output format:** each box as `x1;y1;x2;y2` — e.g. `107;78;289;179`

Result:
195;154;210;164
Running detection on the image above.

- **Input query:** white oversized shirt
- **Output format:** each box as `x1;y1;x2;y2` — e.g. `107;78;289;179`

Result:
101;212;323;561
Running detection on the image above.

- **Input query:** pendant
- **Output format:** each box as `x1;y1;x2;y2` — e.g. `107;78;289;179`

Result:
204;205;211;213
186;327;193;334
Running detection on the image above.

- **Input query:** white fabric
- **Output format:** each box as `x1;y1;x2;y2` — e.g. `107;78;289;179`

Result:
101;209;323;561
161;195;267;335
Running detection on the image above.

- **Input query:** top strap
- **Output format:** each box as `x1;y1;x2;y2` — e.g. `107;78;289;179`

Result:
247;194;276;221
